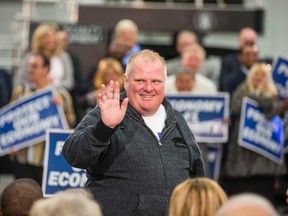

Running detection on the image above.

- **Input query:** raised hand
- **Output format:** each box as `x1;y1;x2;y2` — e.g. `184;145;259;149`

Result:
97;80;129;128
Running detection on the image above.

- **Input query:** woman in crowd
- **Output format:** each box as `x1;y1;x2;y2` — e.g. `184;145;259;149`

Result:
14;23;74;91
78;57;124;115
222;63;288;204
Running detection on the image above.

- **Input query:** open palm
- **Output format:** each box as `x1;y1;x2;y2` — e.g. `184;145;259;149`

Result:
97;80;129;128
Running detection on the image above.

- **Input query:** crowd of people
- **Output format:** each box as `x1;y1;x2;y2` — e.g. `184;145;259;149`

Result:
0;17;288;216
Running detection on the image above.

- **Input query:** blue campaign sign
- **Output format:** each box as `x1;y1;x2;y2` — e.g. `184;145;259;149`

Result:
282;112;288;153
207;144;222;181
238;97;284;164
43;129;87;197
0;88;68;156
272;56;288;100
166;93;229;143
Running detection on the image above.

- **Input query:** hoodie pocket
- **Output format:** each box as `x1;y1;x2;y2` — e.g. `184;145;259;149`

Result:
133;194;169;216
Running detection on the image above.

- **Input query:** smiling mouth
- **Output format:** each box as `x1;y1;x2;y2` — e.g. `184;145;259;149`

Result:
140;94;154;99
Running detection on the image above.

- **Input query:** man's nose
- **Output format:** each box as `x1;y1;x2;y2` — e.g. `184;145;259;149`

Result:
144;82;153;91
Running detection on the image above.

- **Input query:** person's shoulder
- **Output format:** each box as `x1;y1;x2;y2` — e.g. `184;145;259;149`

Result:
166;56;181;64
165;74;177;94
195;74;216;86
53;85;71;97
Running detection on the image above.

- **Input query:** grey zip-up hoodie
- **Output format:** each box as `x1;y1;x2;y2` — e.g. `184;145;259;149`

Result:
62;92;205;216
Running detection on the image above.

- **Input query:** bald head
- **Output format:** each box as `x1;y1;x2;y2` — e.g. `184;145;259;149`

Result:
1;178;43;216
176;30;198;54
216;193;279;216
239;27;257;48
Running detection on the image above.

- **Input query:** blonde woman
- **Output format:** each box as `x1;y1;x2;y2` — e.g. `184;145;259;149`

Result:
223;63;288;204
79;57;124;114
169;177;228;216
14;23;74;91
93;57;124;90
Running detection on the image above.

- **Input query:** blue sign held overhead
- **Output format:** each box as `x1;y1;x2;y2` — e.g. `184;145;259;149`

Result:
0;88;68;156
43;129;87;197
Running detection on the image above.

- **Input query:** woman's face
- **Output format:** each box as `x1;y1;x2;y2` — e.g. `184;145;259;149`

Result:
42;30;56;52
252;70;266;88
175;72;194;92
103;68;122;86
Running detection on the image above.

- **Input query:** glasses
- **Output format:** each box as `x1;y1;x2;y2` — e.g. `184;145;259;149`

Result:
29;64;44;69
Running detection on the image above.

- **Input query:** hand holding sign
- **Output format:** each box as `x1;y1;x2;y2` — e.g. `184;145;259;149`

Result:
97;80;129;129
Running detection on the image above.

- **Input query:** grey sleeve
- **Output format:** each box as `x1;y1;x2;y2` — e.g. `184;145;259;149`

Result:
62;108;116;169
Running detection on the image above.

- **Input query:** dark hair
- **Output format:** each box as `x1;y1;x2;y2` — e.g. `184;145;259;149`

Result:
32;52;50;71
1;178;43;216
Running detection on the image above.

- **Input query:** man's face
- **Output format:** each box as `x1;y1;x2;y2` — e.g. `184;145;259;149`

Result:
177;35;197;54
28;55;48;83
240;46;258;69
181;50;203;73
118;28;137;48
124;57;166;116
175;72;194;92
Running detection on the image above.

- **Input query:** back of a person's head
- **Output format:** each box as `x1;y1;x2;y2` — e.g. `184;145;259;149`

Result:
169;177;228;216
1;178;43;216
216;193;279;216
29;188;102;216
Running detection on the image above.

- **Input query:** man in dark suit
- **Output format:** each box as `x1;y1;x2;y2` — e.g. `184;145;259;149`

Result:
222;44;259;96
219;27;257;91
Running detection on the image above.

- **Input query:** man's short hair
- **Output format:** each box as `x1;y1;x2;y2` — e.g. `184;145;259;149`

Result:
1;178;43;216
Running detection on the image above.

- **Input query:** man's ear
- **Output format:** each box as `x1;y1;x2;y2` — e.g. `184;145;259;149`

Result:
123;74;128;90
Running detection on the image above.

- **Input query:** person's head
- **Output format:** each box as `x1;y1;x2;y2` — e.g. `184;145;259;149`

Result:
108;37;132;61
181;43;206;73
176;30;198;55
1;178;43;216
169;177;228;216
216;193;279;216
175;67;195;92
28;53;50;86
239;44;259;69
94;57;124;90
286;188;288;206
29;189;102;216
124;49;166;116
114;19;139;49
58;30;69;50
238;27;257;48
246;63;277;97
31;23;62;57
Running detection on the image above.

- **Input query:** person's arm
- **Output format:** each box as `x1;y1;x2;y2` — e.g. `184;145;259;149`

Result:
62;108;116;168
230;84;245;117
250;95;286;119
62;80;128;168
